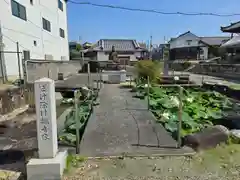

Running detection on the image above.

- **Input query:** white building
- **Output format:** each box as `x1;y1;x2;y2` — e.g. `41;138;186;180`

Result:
0;0;69;78
83;39;148;64
169;31;230;61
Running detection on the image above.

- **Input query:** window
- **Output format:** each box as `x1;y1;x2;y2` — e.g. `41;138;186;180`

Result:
186;40;192;45
58;0;63;11
59;28;65;38
42;18;51;32
11;0;27;21
30;0;33;5
33;40;37;46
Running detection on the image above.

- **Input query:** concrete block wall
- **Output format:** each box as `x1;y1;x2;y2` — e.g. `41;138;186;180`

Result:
26;60;82;83
189;64;240;80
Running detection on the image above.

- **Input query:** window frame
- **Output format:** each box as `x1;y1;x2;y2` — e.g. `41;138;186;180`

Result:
59;28;65;38
42;18;51;32
58;0;63;11
11;0;27;21
186;40;192;46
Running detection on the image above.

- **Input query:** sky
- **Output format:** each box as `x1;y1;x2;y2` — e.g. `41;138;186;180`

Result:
67;0;240;45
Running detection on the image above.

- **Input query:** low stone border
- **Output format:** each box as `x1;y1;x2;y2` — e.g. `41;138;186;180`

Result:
0;105;29;123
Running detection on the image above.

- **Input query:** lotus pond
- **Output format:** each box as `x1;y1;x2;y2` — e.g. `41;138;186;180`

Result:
58;91;98;146
134;84;240;137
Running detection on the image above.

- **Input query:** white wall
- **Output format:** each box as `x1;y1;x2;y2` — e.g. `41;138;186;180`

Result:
0;0;69;77
97;52;107;61
170;32;209;60
170;32;201;49
97;51;140;61
200;47;209;60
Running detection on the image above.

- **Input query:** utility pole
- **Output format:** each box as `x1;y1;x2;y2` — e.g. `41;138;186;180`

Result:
0;22;6;83
149;35;153;60
78;36;84;64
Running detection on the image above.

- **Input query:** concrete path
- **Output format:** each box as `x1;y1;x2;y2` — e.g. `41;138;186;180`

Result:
79;84;193;157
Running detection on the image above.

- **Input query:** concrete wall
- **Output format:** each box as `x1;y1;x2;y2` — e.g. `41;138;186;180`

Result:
0;0;69;77
26;60;81;83
190;64;240;80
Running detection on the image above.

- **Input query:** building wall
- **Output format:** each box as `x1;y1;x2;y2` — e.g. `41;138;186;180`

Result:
26;60;81;83
0;0;69;77
97;51;141;61
200;46;208;60
169;32;209;60
170;32;201;49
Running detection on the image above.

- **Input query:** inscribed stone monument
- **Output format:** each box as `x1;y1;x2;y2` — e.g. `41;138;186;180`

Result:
27;78;67;180
34;78;58;158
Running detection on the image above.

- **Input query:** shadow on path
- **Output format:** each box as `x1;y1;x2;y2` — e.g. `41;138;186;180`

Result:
79;84;193;157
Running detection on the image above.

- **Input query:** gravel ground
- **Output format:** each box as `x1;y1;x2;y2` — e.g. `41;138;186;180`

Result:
64;144;240;180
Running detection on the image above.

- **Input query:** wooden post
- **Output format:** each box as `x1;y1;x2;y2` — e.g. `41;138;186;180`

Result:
16;42;22;80
178;86;183;148
100;68;102;89
74;90;80;154
0;22;6;83
201;75;204;85
87;62;90;87
87;63;90;87
147;76;150;110
130;75;132;87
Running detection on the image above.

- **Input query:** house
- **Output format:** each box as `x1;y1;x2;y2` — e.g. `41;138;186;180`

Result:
221;21;240;48
83;39;149;64
220;21;240;62
82;42;92;49
0;0;69;78
221;21;240;34
169;31;230;61
69;41;78;51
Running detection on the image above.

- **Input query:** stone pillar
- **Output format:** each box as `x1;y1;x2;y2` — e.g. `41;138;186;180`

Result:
34;78;58;158
27;78;67;180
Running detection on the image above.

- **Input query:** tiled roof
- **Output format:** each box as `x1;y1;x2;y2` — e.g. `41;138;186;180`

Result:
200;37;230;46
95;39;141;51
69;41;78;46
221;35;240;48
221;21;240;33
138;42;147;49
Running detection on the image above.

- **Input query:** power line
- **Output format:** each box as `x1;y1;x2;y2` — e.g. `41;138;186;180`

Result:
2;34;43;56
3;0;9;5
68;0;240;17
2;26;41;40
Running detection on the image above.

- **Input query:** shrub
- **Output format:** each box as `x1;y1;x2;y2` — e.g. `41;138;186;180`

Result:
135;60;162;82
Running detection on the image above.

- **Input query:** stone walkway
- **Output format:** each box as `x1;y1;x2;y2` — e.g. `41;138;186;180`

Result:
79;84;193;157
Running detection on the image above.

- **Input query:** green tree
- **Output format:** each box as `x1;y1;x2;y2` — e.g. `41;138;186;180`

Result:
76;43;82;52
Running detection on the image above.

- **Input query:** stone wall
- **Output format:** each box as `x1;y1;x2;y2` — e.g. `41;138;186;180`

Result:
26;60;82;83
190;64;240;80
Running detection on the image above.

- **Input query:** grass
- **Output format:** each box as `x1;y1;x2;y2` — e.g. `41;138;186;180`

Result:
63;144;240;180
229;84;240;90
64;155;85;174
